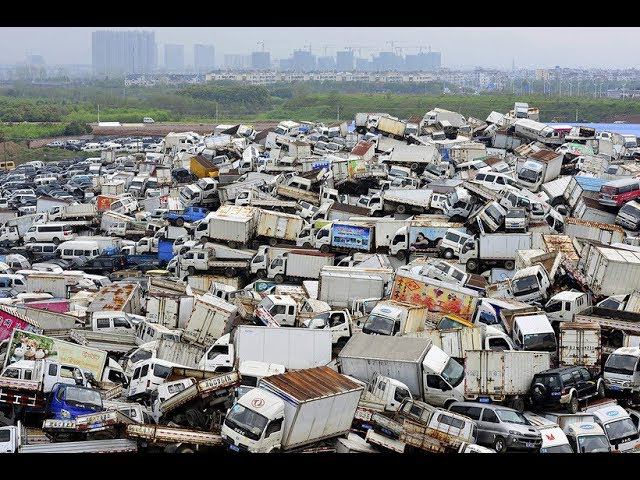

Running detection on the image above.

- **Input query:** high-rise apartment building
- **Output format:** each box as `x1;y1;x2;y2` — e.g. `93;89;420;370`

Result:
194;44;215;72
92;30;157;75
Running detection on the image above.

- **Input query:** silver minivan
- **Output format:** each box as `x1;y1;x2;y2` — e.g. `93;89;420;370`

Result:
449;402;542;453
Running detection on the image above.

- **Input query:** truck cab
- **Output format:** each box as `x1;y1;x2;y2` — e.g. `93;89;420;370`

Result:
511;314;556;353
48;383;104;420
362;301;423;337
135;320;181;346
222;387;284;453
510;265;551;303
421;347;466;407
588;402;640;452
91;310;135;333
197;334;235;373
564;422;611;453
544;291;591;323
361;374;413;412
603;347;640;398
254;295;298;327
236;361;285;400
438;229;474;260
302;309;354;346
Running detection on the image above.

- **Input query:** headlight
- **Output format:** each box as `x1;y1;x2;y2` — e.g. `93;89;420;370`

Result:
509;430;520;436
60;409;70;418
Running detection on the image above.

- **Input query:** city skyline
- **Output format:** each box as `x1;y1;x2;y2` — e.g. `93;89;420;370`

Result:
2;27;640;70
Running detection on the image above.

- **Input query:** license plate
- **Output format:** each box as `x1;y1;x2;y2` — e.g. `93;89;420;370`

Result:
229;444;240;452
610;386;622;391
525;442;535;448
479;397;491;403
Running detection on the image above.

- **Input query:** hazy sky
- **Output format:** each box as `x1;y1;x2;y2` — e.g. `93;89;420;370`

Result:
1;27;639;69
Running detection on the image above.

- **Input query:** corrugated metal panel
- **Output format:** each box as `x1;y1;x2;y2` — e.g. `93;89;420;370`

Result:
339;333;430;363
263;366;361;402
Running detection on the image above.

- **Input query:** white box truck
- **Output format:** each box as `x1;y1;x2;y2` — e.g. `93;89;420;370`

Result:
577;244;640;297
463;350;551;410
221;366;363;452
558;322;601;373
255;209;304;245
181;293;237;347
194;205;259;249
267;250;334;283
564;217;625;245
337;334;464;407
459;232;532;273
318;271;385;309
381;189;433;215
233;325;332;370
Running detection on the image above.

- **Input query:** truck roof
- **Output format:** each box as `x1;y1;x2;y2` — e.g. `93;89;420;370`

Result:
339;333;431;363
550;291;586;302
261;366;362;402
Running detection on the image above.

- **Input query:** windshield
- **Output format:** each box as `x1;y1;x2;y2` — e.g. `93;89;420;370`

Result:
620;203;640;220
153;364;172;379
519;168;541;183
362;314;395;336
440;358;464;388
259;297;275;312
512;275;539;295
65;387;103;409
496;409;530;425
224;402;269;441
524;333;556;352
485;205;504;225
541;444;573;453
604;418;638;442
604;354;638;376
578;435;611;453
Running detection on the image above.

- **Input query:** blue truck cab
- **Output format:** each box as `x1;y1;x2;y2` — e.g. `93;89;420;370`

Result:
164;207;208;227
48;383;104;420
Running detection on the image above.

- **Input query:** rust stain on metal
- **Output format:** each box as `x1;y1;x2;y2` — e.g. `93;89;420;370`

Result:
264;366;362;402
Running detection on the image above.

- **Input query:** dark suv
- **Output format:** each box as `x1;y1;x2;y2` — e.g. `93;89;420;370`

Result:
530;366;605;414
78;255;128;275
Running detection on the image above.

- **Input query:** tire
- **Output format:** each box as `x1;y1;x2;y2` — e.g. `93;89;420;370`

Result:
256;269;267;280
410;162;419;172
567;393;579;414
185;408;207;429
319;244;330;253
176;445;196;454
224;267;236;278
443;248;454;260
274;274;284;284
176;217;185;227
466;259;478;273
302;242;312;249
396;204;406;214
228;241;238;250
187;266;196;276
493;436;507;453
531;383;546;404
268;237;278;247
395;250;407;261
52;237;60;245
598;381;606;398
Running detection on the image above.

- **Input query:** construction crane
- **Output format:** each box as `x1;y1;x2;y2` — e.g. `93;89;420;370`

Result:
345;45;376;57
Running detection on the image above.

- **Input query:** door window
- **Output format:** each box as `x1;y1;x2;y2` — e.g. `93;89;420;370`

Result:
265;418;283;437
481;409;499;423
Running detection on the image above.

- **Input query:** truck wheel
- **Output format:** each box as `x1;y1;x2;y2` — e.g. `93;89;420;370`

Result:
176;217;185;227
466;259;478;272
410;162;419;172
185;408;207;429
52;237;60;245
396;204;406;214
319;244;330;253
228;241;239;249
493;436;507;453
504;260;515;270
187;266;196;276
443;249;454;260
274;274;284;284
29;237;36;243
567;393;579;413
268;237;278;246
598;381;606;398
224;267;237;278
395;250;407;261
302;242;312;249
256;269;267;280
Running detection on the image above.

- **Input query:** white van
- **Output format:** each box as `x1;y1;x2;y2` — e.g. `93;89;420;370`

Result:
128;358;184;400
24;223;75;244
471;172;520;192
110;196;138;215
135;320;181;346
91;311;135;333
25;243;58;257
0;274;26;292
56;240;100;261
34;176;58;188
524;412;573;453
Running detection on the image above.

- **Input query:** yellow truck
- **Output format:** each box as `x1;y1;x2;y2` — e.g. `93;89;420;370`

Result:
190;156;219;179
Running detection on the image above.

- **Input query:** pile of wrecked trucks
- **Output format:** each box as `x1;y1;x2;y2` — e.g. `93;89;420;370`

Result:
3;105;640;453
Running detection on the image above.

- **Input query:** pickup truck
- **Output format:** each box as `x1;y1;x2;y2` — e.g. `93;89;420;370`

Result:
164;207;208;227
42;409;137;442
125;424;223;453
158;371;240;429
0;421;138;453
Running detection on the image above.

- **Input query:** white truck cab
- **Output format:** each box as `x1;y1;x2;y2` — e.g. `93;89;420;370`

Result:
91;311;135;333
438;229;474;260
302;309;354;346
586;402;640;452
236;361;285;399
524;412;573;453
544;291;591;323
254;295;298;327
603;347;640;399
197;334;235;373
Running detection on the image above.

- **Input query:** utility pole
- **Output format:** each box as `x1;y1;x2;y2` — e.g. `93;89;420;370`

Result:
337;105;340;122
97;104;100;123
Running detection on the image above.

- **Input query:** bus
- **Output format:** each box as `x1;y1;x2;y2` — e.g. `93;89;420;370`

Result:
599;178;640;207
